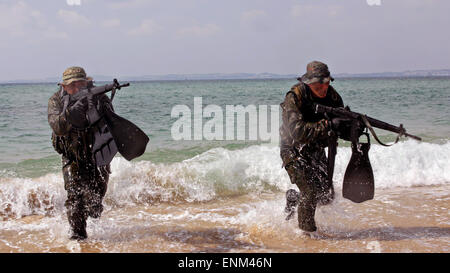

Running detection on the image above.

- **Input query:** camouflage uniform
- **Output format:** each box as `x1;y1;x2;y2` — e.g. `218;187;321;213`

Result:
280;61;344;232
48;67;113;239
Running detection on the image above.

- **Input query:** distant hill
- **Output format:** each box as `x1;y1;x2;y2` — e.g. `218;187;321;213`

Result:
2;69;450;84
0;73;298;84
334;69;450;78
122;73;298;81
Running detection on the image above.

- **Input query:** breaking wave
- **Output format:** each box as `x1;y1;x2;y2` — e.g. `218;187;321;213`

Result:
0;140;449;219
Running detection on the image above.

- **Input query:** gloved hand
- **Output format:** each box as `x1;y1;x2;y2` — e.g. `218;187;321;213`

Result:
331;117;365;141
330;117;353;141
66;98;89;128
330;117;351;130
317;119;329;131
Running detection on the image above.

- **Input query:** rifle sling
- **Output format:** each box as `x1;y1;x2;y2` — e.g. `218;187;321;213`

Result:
110;88;116;102
360;115;402;147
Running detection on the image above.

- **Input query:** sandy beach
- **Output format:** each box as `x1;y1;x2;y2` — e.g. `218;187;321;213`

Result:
1;184;448;253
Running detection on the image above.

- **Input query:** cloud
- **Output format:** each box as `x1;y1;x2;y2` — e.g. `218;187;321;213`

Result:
291;4;315;17
43;26;69;40
108;0;150;10
241;9;270;32
0;1;68;40
291;4;343;18
128;19;161;36
0;1;43;36
101;19;121;28
58;9;91;26
176;24;220;37
241;10;266;22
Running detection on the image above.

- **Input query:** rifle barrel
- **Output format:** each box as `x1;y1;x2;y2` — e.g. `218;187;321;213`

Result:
70;81;130;101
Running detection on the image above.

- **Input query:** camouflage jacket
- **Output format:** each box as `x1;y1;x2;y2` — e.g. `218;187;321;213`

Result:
279;81;344;166
48;87;113;167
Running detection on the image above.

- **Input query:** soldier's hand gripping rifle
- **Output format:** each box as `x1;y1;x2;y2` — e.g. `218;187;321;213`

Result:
313;103;422;203
63;79;149;166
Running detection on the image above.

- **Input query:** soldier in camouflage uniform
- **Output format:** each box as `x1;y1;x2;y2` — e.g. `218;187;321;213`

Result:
48;67;113;240
280;61;345;232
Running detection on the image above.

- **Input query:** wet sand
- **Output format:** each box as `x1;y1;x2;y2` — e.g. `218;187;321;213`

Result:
0;185;448;253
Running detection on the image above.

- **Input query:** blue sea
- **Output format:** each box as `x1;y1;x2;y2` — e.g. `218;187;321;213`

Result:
0;77;448;252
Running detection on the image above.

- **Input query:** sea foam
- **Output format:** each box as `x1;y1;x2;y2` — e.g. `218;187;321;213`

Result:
0;140;448;219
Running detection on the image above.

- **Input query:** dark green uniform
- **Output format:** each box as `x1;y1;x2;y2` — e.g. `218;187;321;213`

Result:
280;81;344;232
48;87;113;239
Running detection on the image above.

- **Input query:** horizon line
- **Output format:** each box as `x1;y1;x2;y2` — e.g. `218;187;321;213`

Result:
2;69;450;84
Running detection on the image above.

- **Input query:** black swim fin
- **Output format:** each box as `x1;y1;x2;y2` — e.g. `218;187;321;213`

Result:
104;108;149;161
343;134;374;203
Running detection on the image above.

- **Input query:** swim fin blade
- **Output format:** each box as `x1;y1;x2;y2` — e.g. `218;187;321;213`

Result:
104;109;149;161
92;120;118;166
343;138;374;203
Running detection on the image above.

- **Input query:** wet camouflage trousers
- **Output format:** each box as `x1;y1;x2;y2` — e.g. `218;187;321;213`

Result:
284;148;334;232
62;161;109;234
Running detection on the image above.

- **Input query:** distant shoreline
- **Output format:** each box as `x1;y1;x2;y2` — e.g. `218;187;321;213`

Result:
1;73;450;85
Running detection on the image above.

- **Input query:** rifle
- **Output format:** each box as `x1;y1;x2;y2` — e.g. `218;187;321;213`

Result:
313;103;422;203
64;79;130;125
69;78;130;103
314;104;422;145
63;79;149;166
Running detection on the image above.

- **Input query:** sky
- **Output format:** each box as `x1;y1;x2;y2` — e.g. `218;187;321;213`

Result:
0;0;449;81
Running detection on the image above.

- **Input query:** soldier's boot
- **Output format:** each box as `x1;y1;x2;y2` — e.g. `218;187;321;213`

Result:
67;210;88;241
297;193;317;232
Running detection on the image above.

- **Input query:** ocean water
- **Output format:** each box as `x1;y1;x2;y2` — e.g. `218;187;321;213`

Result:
0;77;449;252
